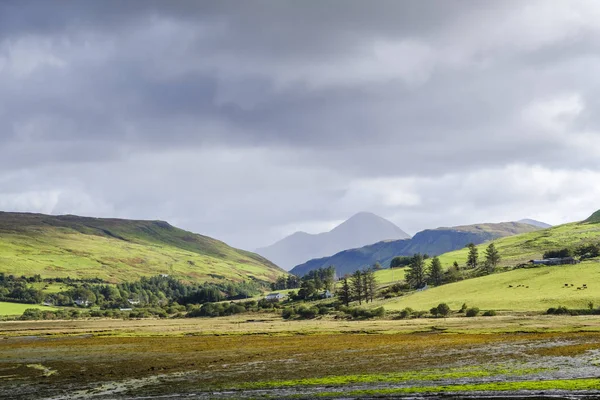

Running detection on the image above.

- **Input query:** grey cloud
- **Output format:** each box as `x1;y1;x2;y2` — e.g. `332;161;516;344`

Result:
1;1;600;250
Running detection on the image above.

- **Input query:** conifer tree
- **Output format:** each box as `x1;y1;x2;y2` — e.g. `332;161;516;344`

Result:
428;256;444;286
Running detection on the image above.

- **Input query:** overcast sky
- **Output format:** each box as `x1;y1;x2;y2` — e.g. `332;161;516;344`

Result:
2;1;600;250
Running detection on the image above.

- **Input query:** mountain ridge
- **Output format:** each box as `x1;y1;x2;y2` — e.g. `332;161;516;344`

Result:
290;221;542;277
256;212;410;270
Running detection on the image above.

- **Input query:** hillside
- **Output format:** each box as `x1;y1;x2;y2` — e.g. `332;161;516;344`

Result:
0;212;284;283
585;210;600;224
381;261;600;311
256;212;410;270
291;222;540;277
378;209;600;311
517;218;552;228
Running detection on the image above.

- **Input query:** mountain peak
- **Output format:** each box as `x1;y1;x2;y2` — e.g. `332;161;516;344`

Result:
256;212;410;270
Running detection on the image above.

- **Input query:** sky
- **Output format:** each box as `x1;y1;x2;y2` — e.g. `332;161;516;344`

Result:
2;0;600;250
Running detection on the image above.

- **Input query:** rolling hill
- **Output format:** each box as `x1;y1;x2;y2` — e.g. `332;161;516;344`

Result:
377;209;600;312
256;212;410;270
291;222;541;277
0;212;284;283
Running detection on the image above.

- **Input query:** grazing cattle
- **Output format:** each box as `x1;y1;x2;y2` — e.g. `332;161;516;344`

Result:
508;285;513;288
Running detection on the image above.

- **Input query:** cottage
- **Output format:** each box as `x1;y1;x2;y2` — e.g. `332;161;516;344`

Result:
74;299;90;306
119;308;133;312
265;292;284;301
128;299;141;305
321;290;333;299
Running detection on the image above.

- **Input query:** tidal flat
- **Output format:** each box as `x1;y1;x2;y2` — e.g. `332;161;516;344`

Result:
3;316;600;399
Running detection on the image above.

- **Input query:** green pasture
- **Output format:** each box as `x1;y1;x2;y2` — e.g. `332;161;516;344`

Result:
0;301;58;316
382;261;600;311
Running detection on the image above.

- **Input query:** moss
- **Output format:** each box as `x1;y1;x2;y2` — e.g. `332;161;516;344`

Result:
315;378;600;397
240;366;550;390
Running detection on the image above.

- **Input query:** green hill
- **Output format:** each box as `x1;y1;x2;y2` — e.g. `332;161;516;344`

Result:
377;210;600;312
585;209;600;224
292;222;541;276
0;212;284;283
383;261;600;311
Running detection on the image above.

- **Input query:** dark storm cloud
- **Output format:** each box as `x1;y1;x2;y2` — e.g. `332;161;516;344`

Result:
1;1;600;249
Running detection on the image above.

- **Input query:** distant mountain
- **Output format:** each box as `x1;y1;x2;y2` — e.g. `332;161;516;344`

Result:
517;219;552;229
256;212;410;270
0;212;284;283
290;222;542;277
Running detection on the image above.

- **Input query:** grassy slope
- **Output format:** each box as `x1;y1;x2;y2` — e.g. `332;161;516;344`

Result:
378;216;600;311
0;212;284;284
0;301;58;316
383;262;600;311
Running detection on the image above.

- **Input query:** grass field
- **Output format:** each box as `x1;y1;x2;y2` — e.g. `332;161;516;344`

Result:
381;261;600;311
0;212;284;283
0;301;57;316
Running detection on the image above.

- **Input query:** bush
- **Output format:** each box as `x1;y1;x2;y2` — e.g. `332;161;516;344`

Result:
436;303;451;317
547;306;570;315
465;307;480;317
459;303;468;313
282;307;295;319
482;310;496;317
399;307;414;319
543;248;572;259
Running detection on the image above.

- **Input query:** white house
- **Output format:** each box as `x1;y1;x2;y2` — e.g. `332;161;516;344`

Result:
74;299;90;306
265;293;284;301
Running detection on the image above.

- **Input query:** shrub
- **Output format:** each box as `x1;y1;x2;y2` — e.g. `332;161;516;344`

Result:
399;307;414;319
482;310;497;317
465;307;480;317
436;303;451;317
281;307;295;320
543;248;572;259
459;303;468;313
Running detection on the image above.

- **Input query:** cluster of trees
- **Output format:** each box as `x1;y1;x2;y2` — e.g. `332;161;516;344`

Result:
465;242;501;275
405;254;446;289
3;274;267;311
270;275;301;291
0;274;45;304
19;306;176;321
281;302;385;320
337;267;377;306
390;256;414;269
402;243;501;291
544;243;600;261
295;266;336;300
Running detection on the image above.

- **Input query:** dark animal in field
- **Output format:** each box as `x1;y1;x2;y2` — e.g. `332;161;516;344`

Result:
508;285;513;288
583;284;587;287
577;287;582;290
565;283;569;287
526;286;529;288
